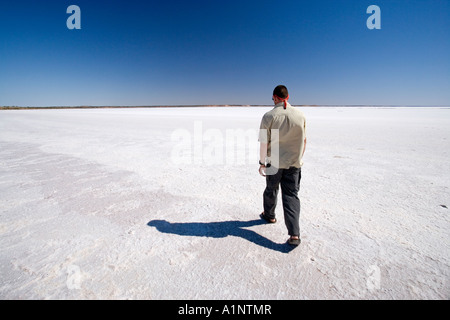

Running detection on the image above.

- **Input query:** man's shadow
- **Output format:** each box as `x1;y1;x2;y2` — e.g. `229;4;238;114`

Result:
147;219;295;253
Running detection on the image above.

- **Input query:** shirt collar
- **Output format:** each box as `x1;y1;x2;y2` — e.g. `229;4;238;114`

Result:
274;101;291;108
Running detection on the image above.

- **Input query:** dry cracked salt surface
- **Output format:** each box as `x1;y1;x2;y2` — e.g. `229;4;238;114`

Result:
0;106;449;299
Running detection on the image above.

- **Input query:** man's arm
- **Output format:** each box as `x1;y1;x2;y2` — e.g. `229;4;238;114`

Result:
302;138;307;157
259;142;268;176
258;115;270;176
302;119;307;157
260;142;268;164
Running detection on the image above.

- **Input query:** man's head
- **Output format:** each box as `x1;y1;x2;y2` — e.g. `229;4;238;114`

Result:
273;85;289;107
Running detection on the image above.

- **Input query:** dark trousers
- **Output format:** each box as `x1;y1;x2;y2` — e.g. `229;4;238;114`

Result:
263;167;301;236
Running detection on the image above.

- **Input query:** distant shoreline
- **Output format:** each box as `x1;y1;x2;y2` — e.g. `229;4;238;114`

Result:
1;105;448;110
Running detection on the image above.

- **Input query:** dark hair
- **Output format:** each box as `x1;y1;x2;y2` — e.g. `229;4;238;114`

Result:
273;85;289;99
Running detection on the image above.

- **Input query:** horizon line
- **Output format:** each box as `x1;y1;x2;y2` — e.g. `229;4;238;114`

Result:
1;104;449;110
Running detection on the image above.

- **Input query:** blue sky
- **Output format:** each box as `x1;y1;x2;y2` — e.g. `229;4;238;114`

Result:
1;0;449;106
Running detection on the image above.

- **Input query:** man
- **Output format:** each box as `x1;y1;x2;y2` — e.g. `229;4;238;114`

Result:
258;85;307;246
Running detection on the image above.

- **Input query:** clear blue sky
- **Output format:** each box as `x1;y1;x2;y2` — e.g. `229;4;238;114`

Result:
1;0;449;106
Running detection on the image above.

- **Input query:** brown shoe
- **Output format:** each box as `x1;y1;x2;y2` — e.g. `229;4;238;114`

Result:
287;236;301;246
260;212;276;224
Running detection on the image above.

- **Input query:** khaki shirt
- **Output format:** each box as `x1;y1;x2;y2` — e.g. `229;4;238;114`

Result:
259;102;307;168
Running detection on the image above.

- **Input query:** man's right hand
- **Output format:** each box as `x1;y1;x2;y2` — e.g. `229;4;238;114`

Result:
259;165;266;177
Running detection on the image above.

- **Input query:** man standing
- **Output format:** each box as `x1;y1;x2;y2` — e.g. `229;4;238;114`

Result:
258;85;307;246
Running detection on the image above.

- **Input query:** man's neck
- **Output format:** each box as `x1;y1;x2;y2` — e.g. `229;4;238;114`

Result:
274;101;290;108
